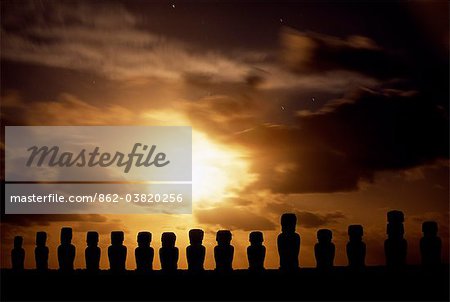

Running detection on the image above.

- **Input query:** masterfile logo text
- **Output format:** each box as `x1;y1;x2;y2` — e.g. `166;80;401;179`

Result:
5;126;191;181
4;126;192;214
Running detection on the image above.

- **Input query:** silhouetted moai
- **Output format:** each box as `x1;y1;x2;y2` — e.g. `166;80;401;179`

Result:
159;232;179;272
108;231;127;272
186;229;205;272
420;221;441;267
58;227;76;271
214;230;234;272
314;229;335;269
11;236;25;271
384;210;407;268
247;231;266;271
85;231;101;271
277;213;300;271
35;232;49;271
346;225;366;269
135;231;154;272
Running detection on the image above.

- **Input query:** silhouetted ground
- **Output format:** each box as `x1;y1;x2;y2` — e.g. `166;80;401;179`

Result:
1;265;449;301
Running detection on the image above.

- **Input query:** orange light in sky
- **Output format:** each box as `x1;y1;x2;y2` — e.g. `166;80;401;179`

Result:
191;131;256;206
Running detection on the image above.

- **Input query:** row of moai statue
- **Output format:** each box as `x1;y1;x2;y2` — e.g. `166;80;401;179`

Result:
11;211;442;271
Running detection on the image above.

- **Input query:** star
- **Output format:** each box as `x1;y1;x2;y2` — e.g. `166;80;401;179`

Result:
171;4;175;8
280;18;283;23
312;97;316;102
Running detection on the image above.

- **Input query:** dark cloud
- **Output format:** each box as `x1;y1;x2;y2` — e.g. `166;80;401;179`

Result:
0;1;255;84
262;201;346;229
229;88;448;194
296;211;346;228
195;206;276;231
280;27;406;80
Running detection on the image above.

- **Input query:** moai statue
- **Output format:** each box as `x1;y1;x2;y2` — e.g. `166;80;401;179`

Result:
108;231;127;272
58;227;76;271
277;213;300;271
314;229;335;269
214;230;234;272
11;236;25;271
247;231;266;271
85;231;101;271
420;221;441;267
384;210;407;268
186;229;206;272
159;232;179;272
135;231;154;272
35;232;49;271
346;225;366;269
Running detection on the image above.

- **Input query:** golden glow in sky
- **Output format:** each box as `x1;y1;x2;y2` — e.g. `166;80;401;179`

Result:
191;131;256;206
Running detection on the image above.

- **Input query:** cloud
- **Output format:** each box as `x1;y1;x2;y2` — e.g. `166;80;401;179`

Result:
261;198;347;229
195;206;276;231
5;87;446;196
280;27;405;80
0;92;188;126
1;1;251;83
1;1;382;101
229;88;448;194
296;211;346;228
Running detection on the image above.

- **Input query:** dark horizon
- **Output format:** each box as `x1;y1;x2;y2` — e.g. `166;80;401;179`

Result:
3;210;449;301
4;210;449;270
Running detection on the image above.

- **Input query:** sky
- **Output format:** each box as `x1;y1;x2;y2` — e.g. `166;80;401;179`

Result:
0;0;449;269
